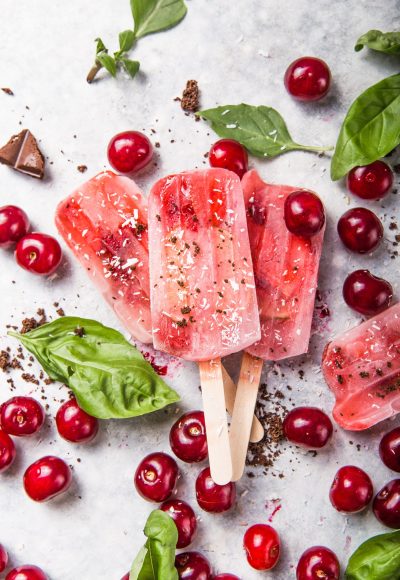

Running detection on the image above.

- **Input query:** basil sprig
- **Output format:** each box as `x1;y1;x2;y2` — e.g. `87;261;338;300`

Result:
345;530;400;579
355;30;400;55
9;317;179;420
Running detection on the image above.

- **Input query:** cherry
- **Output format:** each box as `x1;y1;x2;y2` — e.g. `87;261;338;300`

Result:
243;524;280;571
107;131;153;174
134;452;179;502
284;190;325;238
347;161;393;200
56;397;99;444
170;410;208;463
296;546;340;580
343;270;393;316
373;479;400;528
175;552;212;580
379;427;400;472
329;465;373;513
5;566;48;580
0;544;8;573
0;205;30;248
283;407;333;449
284;57;331;101
0;429;16;472
0;397;44;436
15;233;62;275
24;455;72;502
337;207;383;254
213;575;240;580
160;499;197;548
120;575;129;580
209;139;248;179
195;467;236;513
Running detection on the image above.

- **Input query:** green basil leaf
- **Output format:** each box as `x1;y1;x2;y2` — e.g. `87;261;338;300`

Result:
96;54;117;77
198;104;332;158
131;0;187;39
119;29;136;52
355;30;400;55
122;58;140;78
9;317;180;420
95;37;107;55
345;530;400;580
130;510;178;580
331;73;400;180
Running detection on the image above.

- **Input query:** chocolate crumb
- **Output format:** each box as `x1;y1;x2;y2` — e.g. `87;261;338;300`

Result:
1;88;14;96
180;80;200;112
56;308;65;317
74;326;85;337
0;350;10;371
21;373;40;385
77;165;87;173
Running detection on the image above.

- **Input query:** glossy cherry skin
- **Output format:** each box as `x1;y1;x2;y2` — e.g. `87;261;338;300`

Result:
380;428;400;472
283;407;333;449
329;465;373;513
56;398;99;444
343;270;393;316
0;544;8;573
6;566;48;580
170;410;208;463
284;57;331;101
0;205;30;248
134;452;179;502
107;131;153;174
175;552;212;580
213;575;240;580
337;207;383;254
15;233;62;275
195;467;236;513
209;139;248;179
243;524;280;571
160;499;197;548
284;190;325;238
120;575;129;580
373;479;400;528
24;455;72;502
347;161;393;200
0;397;44;436
0;429;16;472
296;546;340;580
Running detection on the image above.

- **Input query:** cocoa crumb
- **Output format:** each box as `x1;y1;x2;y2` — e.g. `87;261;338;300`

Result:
180;80;200;112
21;373;40;385
56;308;65;317
0;350;10;371
20;317;38;334
389;222;398;230
74;326;85;337
1;88;14;95
77;165;87;173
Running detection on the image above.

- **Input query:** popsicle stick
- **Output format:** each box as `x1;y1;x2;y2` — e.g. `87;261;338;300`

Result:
199;358;233;485
222;366;264;443
230;353;264;482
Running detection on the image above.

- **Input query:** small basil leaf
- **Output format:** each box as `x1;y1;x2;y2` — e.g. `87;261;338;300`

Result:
119;29;136;52
95;37;107;55
122;58;140;78
131;0;187;39
9;317;180;420
331;73;400;180
345;530;400;580
96;54;117;77
355;30;400;55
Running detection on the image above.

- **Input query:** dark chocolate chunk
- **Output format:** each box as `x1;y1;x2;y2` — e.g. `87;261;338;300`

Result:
0;129;45;179
180;80;200;112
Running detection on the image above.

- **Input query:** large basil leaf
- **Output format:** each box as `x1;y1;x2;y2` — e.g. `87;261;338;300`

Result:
331;73;400;180
131;0;187;39
9;317;179;419
355;30;400;55
345;530;400;580
198;104;332;158
130;510;178;580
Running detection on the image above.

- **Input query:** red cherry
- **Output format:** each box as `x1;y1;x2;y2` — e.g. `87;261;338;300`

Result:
160;499;197;548
134;452;179;502
169;410;208;463
284;190;325;238
24;455;72;502
120;575;129;580
0;429;16;472
343;269;393;316
0;544;8;573
284;57;331;101
175;551;212;580
337;208;383;254
379;428;400;472
209;139;248;179
213;575;240;579
15;233;62;275
373;479;400;528
56;398;99;444
296;546;340;580
0;205;30;248
195;467;236;513
107;131;153;174
6;566;48;580
347;161;393;200
283;407;333;449
329;465;373;513
0;397;44;436
243;524;280;571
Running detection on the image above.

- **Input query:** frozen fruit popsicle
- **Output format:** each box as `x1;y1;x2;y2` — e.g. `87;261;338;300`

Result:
322;302;400;430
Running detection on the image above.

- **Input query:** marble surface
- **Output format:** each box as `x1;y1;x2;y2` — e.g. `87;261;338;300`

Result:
1;0;400;578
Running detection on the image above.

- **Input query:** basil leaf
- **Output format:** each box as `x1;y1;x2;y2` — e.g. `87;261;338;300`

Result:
345;530;400;580
95;37;107;55
119;29;136;53
355;30;400;55
122;58;140;78
96;54;117;77
9;317;180;420
198;104;332;158
130;510;178;580
131;0;187;39
331;73;400;180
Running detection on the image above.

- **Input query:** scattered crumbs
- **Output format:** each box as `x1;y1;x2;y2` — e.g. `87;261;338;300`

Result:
77;165;87;173
21;372;40;385
180;80;200;112
1;88;14;95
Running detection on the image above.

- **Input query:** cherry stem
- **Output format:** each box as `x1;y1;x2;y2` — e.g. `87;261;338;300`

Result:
87;60;103;84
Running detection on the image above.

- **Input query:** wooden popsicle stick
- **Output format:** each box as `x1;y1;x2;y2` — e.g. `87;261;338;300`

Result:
221;366;264;443
229;352;264;482
199;358;233;485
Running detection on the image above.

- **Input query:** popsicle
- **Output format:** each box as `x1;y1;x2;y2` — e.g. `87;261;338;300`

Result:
322;302;400;430
148;168;261;483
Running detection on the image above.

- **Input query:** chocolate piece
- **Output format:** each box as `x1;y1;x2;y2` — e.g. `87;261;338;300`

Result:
0;129;45;179
180;80;200;112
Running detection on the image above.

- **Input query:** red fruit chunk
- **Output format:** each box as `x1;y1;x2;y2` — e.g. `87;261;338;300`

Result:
169;410;208;463
134;452;179;502
373;479;400;528
195;467;236;513
347;161;393;200
56;398;99;444
209;139;248;179
283;407;333;449
243;524;280;571
160;499;197;548
0;429;16;472
343;270;393;316
0;544;8;573
175;551;212;579
6;566;48;580
284;57;331;101
337;208;383;254
329;465;373;513
107;131;153;174
0;397;44;436
24;456;72;502
296;546;340;580
15;233;62;275
380;427;400;472
0;205;30;248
